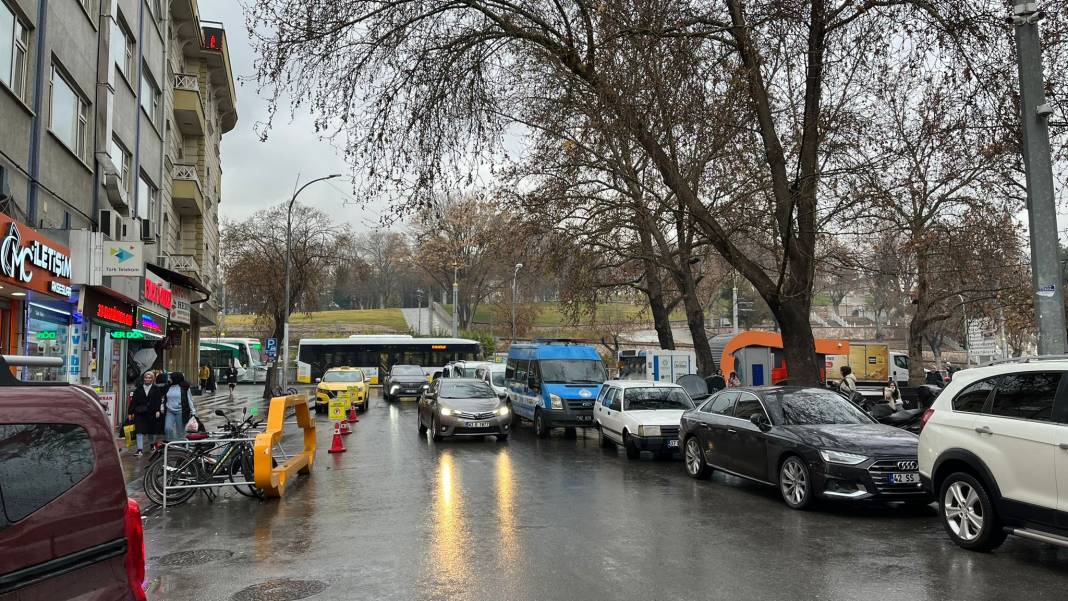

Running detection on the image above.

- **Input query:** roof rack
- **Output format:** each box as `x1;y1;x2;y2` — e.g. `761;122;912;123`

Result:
0;355;65;386
983;355;1068;366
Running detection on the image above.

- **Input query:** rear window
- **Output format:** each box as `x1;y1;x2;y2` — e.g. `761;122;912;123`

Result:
0;424;94;524
440;381;496;399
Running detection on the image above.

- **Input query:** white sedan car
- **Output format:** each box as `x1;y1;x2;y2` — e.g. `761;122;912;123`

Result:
594;380;696;460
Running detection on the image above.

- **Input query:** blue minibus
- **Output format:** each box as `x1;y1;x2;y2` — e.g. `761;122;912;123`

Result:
505;342;607;437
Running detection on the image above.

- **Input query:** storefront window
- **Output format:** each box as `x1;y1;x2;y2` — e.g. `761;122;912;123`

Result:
25;304;73;382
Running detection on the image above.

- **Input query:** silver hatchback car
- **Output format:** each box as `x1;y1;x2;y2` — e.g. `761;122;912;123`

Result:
418;378;511;441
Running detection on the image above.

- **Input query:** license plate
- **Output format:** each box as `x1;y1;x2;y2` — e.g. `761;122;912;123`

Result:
889;473;919;484
667;439;679;448
466;421;491;428
578;415;592;422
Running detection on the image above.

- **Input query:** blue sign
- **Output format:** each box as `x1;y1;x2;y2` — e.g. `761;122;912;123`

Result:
265;338;278;358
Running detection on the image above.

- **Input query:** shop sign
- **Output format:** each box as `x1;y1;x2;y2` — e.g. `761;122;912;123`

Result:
101;241;144;277
144;272;173;309
170;285;192;325
81;289;136;329
136;307;168;337
110;330;145;340
0;215;73;298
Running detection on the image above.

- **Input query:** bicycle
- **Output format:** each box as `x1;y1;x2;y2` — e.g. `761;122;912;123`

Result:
142;409;265;506
271;385;298;397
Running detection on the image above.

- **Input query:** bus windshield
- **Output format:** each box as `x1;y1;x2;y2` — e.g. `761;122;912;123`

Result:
540;360;606;384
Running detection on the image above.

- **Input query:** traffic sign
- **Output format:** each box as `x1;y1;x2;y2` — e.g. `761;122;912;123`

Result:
265;337;278;358
328;399;347;421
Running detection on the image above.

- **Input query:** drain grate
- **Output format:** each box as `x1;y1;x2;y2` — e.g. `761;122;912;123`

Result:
231;579;328;601
155;549;234;567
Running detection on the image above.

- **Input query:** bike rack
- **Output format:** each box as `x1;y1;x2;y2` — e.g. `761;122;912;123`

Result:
253;393;316;497
160;436;261;509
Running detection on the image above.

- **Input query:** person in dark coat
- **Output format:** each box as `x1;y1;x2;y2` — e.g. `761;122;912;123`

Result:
161;372;196;442
226;362;238;398
128;370;164;456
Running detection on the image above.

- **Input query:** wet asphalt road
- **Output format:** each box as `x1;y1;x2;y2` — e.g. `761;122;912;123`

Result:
134;386;1068;601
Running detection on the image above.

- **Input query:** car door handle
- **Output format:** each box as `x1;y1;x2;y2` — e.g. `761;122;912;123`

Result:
974;426;992;435
726;428;737;434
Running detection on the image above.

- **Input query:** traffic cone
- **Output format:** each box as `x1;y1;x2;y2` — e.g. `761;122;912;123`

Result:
340;418;352;436
352;403;360;423
346;406;357;423
327;423;346;453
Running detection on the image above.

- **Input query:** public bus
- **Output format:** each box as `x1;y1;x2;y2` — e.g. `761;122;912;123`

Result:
199;337;267;383
296;335;482;385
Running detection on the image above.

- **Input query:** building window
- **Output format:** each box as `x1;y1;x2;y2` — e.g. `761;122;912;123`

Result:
140;66;160;124
111;13;134;83
108;136;131;193
0;1;29;101
137;174;155;221
49;64;89;161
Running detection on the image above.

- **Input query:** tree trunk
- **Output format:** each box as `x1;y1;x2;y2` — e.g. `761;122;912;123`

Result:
677;268;715;376
907;248;931;387
772;299;822;386
264;312;285;399
636;222;675;350
907;315;926;387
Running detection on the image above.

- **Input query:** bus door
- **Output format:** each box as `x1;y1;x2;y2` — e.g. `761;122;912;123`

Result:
376;352;389;385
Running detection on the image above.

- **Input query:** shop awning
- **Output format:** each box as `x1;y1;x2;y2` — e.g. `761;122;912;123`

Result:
146;262;211;300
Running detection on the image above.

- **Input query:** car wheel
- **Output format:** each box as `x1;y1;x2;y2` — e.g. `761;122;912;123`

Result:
599;424;614;448
497;433;509;442
431;416;443;442
534;410;550;438
510;404;522;427
939;472;1007;552
623;432;641;460
779;456;813;509
684;436;711;479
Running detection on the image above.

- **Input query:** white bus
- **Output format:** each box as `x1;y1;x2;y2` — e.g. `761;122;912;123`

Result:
199;337;267;383
296;335;482;385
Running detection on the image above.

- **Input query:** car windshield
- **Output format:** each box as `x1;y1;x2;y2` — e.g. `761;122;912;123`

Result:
440;381;496;399
463;367;479;377
623;388;694;411
323;371;363;383
491;371;506;386
768;389;873;425
391;365;423;376
539;360;606;384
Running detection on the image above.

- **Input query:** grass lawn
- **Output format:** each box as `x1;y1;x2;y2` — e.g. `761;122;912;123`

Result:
444;302;685;327
220;309;409;333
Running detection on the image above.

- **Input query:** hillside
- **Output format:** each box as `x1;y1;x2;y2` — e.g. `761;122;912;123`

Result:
213;309;409;339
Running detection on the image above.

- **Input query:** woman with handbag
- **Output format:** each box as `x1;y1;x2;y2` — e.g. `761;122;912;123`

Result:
128;371;165;456
161;371;197;442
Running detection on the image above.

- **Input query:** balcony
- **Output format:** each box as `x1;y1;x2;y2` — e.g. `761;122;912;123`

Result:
173;73;206;136
171;163;204;217
162;254;202;276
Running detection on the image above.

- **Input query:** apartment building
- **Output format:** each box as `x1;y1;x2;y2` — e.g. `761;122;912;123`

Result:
0;0;235;426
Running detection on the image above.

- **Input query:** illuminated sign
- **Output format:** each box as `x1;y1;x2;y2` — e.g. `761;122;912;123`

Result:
202;27;224;50
36;330;58;340
0;216;73;298
97;304;134;327
136;307;168;337
144;277;173;309
81;290;137;329
431;345;447;350
111;331;145;340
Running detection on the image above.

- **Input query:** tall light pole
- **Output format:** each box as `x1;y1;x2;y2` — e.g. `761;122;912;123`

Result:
451;264;459;338
732;273;739;334
1013;1;1068;355
282;173;342;389
511;263;523;342
958;293;969;367
416;288;424;335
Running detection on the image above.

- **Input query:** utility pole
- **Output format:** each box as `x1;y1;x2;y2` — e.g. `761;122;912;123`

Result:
1013;1;1068;355
428;291;435;335
512;263;523;342
958;294;969;367
452;264;459;338
416;289;424;335
732;274;739;334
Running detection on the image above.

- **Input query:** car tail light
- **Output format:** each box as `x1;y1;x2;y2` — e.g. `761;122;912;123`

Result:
123;498;147;601
919;408;935;432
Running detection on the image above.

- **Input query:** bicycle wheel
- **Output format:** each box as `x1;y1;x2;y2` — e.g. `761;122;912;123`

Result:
143;450;202;506
228;444;265;498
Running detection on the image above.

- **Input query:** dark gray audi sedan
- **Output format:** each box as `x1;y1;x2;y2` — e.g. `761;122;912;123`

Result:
418;378;511;441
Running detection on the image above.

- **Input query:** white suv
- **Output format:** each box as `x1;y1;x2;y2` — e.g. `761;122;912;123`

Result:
918;359;1068;552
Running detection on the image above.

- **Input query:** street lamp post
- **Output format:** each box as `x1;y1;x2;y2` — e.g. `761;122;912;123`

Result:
958;293;969;367
416;288;424;335
282;173;342;390
511;263;523;342
452;264;459;338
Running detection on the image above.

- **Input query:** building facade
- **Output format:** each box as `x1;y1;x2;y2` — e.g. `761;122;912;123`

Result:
0;0;235;428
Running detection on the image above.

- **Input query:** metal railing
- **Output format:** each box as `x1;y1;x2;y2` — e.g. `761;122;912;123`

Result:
173;73;200;91
162;253;201;274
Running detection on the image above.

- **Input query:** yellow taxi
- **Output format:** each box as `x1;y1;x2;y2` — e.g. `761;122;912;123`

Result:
314;367;369;413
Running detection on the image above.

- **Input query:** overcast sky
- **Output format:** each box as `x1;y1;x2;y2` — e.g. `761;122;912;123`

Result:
199;3;395;232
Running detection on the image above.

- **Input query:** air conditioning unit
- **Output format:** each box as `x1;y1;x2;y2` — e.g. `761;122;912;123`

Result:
140;219;155;242
99;210;121;239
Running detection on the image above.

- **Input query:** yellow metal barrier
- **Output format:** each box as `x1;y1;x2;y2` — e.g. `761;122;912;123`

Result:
254;394;316;497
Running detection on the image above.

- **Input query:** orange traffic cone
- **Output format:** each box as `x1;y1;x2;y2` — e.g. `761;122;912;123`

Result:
328;422;346;453
340;418;352;436
346;406;357;423
352;403;360;422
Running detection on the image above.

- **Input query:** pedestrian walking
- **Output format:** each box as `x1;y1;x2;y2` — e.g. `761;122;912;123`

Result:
128;371;164;456
207;366;217;394
838;366;858;397
727;371;741;388
199;364;211;392
883;381;902;411
226;363;238;398
161;372;196;442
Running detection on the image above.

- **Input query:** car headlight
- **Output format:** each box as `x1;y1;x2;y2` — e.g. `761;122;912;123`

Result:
440;407;454;416
639;425;661;437
422;383;429;389
550;393;563;409
819;449;868;465
496;405;510;417
390;385;400;393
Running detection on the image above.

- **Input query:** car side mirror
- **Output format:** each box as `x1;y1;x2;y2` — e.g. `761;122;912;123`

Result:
214;409;226;417
750;414;771;432
314;378;321;384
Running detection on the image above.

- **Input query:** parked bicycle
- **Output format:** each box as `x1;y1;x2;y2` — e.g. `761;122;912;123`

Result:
271;385;298;397
142;409;265;506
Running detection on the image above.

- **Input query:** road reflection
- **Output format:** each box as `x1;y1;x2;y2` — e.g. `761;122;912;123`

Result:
431;452;469;586
496;452;517;569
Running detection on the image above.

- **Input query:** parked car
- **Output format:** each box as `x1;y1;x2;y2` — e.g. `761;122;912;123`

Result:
447;360;494;378
382;364;429;402
919;359;1068;552
475;363;508;401
594;380;695;460
680;386;929;509
418;378;511;441
0;357;147;600
314;367;369;413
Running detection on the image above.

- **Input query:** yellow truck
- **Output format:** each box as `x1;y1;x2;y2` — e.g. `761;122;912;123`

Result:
826;343;890;384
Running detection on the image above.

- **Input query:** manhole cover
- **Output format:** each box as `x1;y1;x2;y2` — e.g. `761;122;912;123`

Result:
155;549;234;567
231;579;328;601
